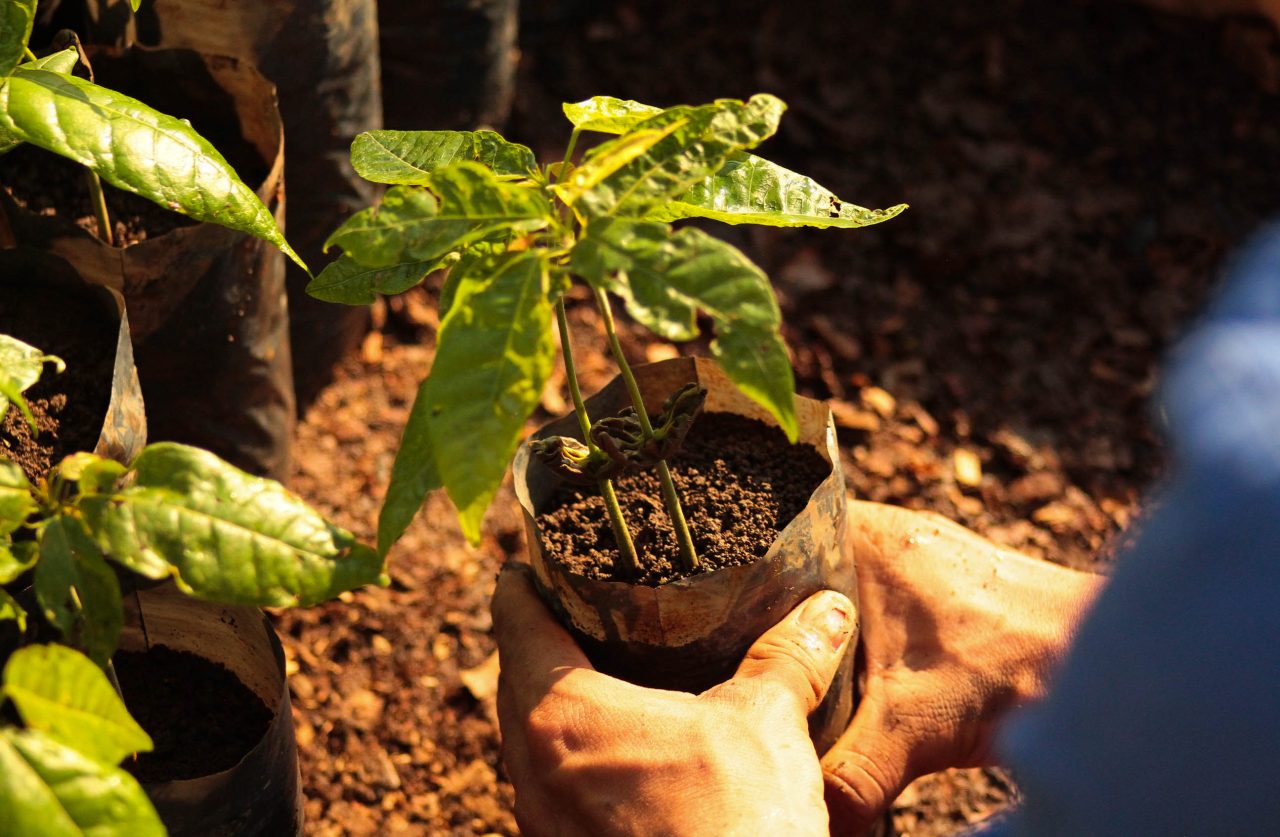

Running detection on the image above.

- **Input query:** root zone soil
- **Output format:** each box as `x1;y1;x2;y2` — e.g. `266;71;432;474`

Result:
538;413;829;585
114;644;273;783
278;2;1279;834
0;279;115;480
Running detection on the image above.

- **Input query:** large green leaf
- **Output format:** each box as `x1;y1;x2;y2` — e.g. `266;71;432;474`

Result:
325;166;552;269
0;728;163;837
80;443;386;607
650;152;908;228
307;255;438;305
572;219;797;439
555;94;785;221
3;644;152;766
351;130;538;184
381;251;555;549
0;0;36;77
0;333;64;430
0;458;35;537
0;68;307;272
35;517;122;667
562;96;661;133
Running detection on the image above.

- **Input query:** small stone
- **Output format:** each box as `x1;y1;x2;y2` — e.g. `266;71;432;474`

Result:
954;448;983;488
830;399;881;432
460;651;501;703
861;386;897;418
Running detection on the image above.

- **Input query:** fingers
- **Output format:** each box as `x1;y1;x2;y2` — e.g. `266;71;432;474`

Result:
731;589;857;716
821;701;911;835
491;563;593;701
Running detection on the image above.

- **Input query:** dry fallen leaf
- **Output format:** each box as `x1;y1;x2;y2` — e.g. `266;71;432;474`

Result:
459;650;501;703
862;385;897;418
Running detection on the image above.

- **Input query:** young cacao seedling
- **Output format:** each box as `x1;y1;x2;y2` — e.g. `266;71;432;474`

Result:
311;93;904;576
0;0;306;268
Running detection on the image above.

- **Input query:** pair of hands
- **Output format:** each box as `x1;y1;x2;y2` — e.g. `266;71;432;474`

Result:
493;500;1102;835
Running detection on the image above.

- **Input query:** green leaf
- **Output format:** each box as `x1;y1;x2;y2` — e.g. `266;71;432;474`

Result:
3;644;153;766
650;152;908;228
0;0;36;77
80;443;386;607
307;255;437;305
0;588;26;632
24;47;79;74
381;250;555;549
35;517;122;667
325;168;552;269
351;129;538;184
0;334;64;430
0;68;308;272
572;219;797;439
555;94;786;221
0;458;35;537
0;729;164;836
53;453;127;496
562;96;661;133
130;0;142;11
0;540;37;585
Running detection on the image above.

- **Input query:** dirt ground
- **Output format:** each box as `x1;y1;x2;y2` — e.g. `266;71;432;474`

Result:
274;1;1280;834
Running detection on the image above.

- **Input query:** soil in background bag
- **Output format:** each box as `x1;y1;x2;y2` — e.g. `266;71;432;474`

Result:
68;0;384;409
0;47;294;480
0;248;145;480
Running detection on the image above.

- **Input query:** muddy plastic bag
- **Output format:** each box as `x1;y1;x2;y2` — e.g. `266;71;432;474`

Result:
515;356;857;752
0;248;145;479
78;0;384;406
120;583;303;836
0;47;294;479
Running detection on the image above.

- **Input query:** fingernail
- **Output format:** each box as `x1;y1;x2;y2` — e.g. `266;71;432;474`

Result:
802;590;853;651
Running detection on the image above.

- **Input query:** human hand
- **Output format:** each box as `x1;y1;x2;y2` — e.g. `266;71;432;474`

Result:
492;562;856;837
822;500;1104;833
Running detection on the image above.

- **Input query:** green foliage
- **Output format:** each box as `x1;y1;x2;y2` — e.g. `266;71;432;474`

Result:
0;0;35;78
0;334;64;431
3;645;152;766
35;517;122;667
317;93;904;552
351;129;538;183
80;443;387;607
0;729;162;836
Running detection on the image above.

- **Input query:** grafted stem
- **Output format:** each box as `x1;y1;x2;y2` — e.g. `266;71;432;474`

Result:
556;297;640;577
591;287;700;572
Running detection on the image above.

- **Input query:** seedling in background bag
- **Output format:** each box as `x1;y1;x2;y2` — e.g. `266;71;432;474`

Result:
311;93;904;575
0;339;384;832
0;0;306;269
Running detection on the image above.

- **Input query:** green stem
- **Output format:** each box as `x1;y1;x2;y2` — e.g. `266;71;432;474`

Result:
84;171;114;246
592;287;700;572
104;659;125;700
556;296;641;577
23;47;37;62
557;127;582;182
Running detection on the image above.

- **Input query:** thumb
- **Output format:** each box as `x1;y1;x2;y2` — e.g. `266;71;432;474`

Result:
731;589;857;716
821;698;911;835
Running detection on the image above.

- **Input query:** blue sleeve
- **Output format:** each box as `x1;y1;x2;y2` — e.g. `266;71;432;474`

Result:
971;222;1280;836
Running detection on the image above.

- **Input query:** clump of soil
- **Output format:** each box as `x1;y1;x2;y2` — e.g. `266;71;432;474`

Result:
114;644;274;783
0;145;196;246
538;412;830;586
0;279;116;481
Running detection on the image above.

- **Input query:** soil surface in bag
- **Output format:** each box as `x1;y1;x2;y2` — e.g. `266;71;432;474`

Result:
0;278;116;480
539;413;829;585
114;645;273;783
0;146;196;246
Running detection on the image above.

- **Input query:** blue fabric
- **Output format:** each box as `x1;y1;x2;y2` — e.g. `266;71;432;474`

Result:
973;222;1280;837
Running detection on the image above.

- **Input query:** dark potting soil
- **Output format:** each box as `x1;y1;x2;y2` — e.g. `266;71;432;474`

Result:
114;644;274;783
0;280;116;481
0;145;195;246
538;412;829;586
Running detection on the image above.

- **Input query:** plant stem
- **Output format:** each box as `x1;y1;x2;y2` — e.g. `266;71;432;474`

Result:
104;658;125;700
557;128;582;182
556;297;641;576
84;171;114;246
591;287;700;572
23;47;38;62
